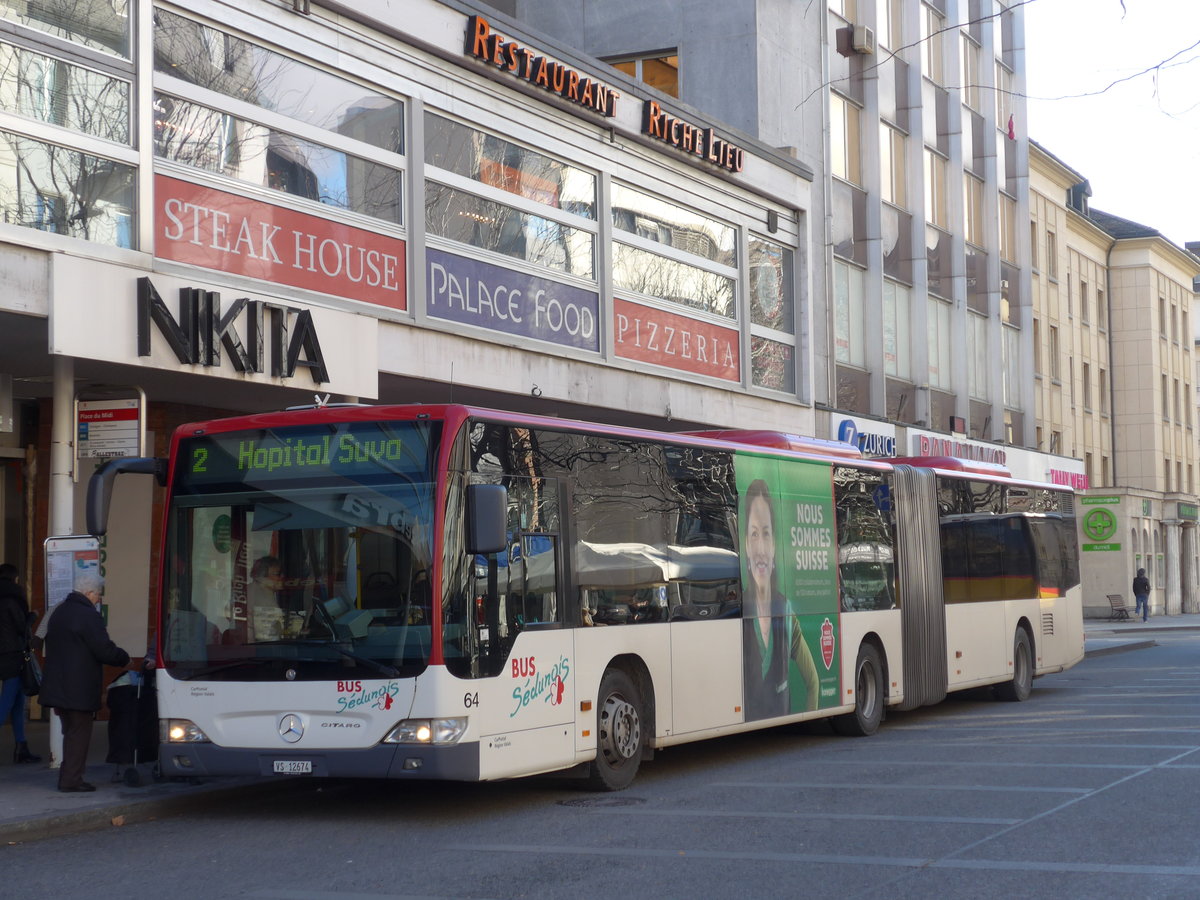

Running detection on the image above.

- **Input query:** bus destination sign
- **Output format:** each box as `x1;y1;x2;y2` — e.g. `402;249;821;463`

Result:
175;422;438;490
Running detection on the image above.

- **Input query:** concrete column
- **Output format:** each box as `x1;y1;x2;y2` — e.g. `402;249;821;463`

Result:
1164;520;1182;616
46;354;75;768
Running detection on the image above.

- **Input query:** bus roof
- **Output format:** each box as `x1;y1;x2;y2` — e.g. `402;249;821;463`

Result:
885;455;1012;478
172;404;870;465
683;430;862;459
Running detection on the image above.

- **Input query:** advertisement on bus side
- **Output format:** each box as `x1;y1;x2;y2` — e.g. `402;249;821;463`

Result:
734;453;840;720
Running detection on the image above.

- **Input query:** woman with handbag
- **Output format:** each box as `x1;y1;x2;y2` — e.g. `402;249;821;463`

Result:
0;562;41;763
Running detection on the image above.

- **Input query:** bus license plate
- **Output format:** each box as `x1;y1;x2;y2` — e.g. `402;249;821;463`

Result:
273;760;312;774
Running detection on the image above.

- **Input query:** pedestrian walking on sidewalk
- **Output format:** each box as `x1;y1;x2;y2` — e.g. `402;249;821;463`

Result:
0;562;40;764
1133;568;1151;623
39;573;130;793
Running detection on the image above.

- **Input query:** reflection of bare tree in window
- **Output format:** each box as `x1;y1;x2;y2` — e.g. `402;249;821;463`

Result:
155;95;402;224
0;132;133;246
154;10;402;155
613;243;734;317
424;112;594;218
751;337;794;392
2;0;131;57
425;183;592;278
0;43;130;143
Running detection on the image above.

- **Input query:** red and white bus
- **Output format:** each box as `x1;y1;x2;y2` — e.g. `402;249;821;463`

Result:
89;403;1083;789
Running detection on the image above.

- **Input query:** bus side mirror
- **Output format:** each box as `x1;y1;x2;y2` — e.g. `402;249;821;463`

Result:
465;484;507;555
86;457;167;536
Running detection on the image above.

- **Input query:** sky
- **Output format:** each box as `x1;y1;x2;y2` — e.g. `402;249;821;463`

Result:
1024;0;1200;250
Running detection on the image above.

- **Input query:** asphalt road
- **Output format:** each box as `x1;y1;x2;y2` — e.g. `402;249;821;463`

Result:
6;633;1199;899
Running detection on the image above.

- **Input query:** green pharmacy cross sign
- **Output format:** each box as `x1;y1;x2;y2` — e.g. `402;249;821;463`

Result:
1082;506;1119;552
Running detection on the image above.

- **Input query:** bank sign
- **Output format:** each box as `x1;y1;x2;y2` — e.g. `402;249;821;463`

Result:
832;417;896;458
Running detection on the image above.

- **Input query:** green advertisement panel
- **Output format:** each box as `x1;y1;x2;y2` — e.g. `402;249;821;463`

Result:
735;453;840;720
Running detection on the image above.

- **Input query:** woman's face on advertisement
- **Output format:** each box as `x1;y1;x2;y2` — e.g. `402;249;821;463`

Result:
746;494;775;589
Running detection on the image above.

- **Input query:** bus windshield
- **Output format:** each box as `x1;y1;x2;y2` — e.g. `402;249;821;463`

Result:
161;419;440;680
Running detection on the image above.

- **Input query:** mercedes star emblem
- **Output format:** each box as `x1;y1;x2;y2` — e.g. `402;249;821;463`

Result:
279;714;304;743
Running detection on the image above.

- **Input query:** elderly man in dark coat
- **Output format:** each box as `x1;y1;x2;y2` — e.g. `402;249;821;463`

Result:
40;572;130;793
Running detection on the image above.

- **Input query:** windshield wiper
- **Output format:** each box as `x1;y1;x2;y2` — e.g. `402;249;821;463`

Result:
251;639;401;679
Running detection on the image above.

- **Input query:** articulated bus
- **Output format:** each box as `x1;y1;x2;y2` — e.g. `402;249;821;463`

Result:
89;404;1083;790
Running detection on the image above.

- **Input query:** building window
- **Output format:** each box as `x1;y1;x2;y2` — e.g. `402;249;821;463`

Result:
1002;324;1019;407
0;41;130;144
1048;325;1060;379
1160;297;1167;338
605;51;679;98
1097;287;1106;329
960;33;981;111
880;123;907;208
999;193;1017;263
883;278;911;379
831;93;862;185
156;12;404;156
1030;220;1038;270
835;259;866;367
924;149;948;227
0;130;134;247
749;236;797;393
878;0;903;50
1080;281;1089;324
1032;318;1041;375
995;60;1013;129
964;173;984;246
968;313;988;400
156;95;403;225
1099;367;1108;415
1163;373;1169;419
0;0;130;57
611;184;738;323
921;3;945;85
1046;230;1058;278
1082;362;1091;410
928;296;952;389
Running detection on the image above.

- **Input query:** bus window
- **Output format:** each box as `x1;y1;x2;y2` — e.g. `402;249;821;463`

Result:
834;467;897;611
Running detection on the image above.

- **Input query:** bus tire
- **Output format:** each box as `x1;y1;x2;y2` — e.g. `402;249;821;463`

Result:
585;668;644;791
995;628;1033;702
832;643;884;737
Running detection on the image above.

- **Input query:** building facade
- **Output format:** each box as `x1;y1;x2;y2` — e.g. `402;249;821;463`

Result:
507;0;1043;448
0;0;822;656
1030;142;1200;617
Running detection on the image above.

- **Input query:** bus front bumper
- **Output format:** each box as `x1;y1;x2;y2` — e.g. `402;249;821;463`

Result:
158;740;481;781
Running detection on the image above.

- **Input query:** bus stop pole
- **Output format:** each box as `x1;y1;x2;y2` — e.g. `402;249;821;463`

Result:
45;353;76;769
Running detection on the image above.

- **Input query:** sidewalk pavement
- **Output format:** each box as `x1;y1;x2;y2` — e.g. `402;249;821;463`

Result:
0;716;279;845
4;611;1200;844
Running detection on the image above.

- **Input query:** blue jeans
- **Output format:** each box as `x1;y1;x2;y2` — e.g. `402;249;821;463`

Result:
0;676;27;743
1135;594;1150;622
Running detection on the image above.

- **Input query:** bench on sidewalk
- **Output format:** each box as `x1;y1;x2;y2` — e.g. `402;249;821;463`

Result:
1107;594;1135;621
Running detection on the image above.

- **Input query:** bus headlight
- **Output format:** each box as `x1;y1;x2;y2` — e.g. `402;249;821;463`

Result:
383;718;467;745
162;719;211;743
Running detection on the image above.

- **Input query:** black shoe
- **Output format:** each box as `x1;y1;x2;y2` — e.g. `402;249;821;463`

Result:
59;782;97;793
13;742;41;764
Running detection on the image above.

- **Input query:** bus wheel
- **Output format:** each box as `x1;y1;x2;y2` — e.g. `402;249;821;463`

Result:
586;669;643;791
995;628;1033;702
832;643;884;737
